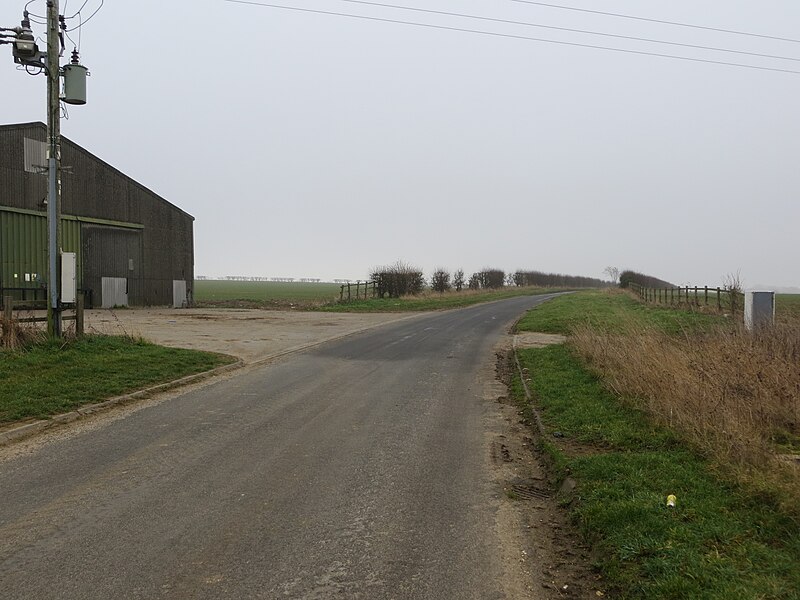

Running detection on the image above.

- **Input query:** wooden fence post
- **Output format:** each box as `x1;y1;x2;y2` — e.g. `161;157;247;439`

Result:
3;296;12;346
76;295;84;338
717;287;721;311
340;285;344;302
704;286;708;305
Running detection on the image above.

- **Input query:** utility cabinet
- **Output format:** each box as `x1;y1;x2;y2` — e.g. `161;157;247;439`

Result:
744;290;775;331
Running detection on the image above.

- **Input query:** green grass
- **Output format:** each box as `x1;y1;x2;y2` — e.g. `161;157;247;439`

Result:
0;335;234;424
777;294;800;320
194;280;341;304
316;287;557;312
516;290;726;335
515;344;800;599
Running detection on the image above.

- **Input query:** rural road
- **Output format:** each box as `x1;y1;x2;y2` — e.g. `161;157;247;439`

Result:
0;294;560;599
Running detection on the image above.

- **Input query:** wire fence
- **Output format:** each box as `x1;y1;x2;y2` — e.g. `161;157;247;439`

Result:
628;282;743;313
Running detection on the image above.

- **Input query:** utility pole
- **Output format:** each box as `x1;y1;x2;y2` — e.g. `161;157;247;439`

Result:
46;0;62;337
3;2;89;338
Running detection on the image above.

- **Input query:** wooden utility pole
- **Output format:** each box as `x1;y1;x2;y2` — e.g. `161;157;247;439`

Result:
46;0;62;337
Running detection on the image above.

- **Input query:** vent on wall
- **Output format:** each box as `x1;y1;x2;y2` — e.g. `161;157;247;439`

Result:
23;138;48;175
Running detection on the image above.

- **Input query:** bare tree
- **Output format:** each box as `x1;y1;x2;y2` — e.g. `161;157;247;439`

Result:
430;268;451;293
722;270;744;314
468;272;481;290
453;269;465;292
478;269;505;289
370;261;425;298
603;266;620;285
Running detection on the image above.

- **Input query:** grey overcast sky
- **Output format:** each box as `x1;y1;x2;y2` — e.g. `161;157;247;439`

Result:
2;1;799;287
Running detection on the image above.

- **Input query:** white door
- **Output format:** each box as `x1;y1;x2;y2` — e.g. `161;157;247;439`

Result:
173;280;188;308
101;277;128;308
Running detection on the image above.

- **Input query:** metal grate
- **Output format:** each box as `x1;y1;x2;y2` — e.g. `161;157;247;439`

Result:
511;484;552;501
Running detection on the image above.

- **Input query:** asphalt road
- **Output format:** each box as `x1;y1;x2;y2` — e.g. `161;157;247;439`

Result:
0;294;557;599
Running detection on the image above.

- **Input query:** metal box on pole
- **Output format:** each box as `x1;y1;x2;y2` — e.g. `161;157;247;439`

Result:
61;252;77;304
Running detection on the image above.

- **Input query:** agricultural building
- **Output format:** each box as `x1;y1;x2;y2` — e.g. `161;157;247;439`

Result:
0;122;193;308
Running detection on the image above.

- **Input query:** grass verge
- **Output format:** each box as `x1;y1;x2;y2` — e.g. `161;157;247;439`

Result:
513;290;800;598
317;287;557;312
0;335;235;424
514;344;800;599
515;289;725;335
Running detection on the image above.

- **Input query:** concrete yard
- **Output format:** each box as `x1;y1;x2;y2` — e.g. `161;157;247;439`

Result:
84;308;415;364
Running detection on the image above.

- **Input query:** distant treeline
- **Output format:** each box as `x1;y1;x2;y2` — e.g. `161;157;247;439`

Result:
512;270;611;288
369;262;611;298
196;276;323;283
619;270;675;289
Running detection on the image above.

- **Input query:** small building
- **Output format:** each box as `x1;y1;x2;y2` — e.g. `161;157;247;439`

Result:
0;122;194;308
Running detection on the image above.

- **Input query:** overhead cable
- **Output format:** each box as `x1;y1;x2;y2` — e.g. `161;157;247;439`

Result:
223;0;800;75
328;0;800;63
510;0;800;45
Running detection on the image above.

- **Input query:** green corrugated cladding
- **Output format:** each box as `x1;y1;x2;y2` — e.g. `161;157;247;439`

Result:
0;210;81;298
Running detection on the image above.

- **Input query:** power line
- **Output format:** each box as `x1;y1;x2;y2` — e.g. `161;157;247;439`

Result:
67;0;90;20
328;0;800;63
65;0;103;32
510;0;800;45
223;0;800;75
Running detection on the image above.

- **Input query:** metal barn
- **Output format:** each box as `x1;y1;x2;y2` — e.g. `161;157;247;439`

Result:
0;122;194;308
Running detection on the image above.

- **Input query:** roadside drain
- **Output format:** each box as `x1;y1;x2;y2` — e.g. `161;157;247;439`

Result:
510;483;553;501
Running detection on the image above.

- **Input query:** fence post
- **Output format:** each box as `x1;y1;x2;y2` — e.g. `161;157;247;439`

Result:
76;295;84;338
704;286;708;305
717;287;721;311
340;285;344;302
2;296;12;346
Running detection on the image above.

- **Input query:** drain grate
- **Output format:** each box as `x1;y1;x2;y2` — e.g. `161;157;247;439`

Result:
511;484;552;501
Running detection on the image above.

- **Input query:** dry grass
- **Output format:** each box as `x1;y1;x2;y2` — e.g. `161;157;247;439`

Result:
1;317;47;350
571;319;800;506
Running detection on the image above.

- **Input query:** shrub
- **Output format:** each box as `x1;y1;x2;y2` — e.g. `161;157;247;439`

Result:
453;269;465;292
430;268;451;293
370;261;425;298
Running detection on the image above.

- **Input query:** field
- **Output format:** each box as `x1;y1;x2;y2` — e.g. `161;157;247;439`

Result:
194;280;342;305
777;293;800;320
193;279;559;312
